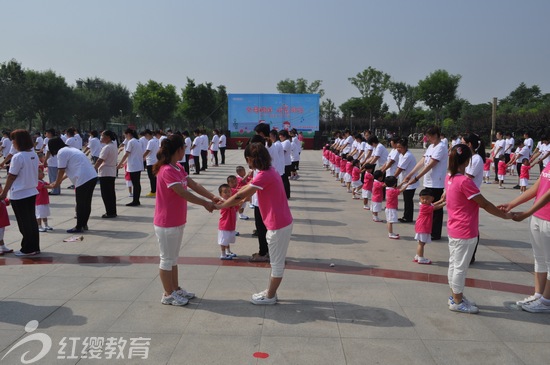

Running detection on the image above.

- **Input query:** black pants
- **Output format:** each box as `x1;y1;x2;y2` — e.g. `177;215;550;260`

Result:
220;147;226;164
146;165;156;193
254;206;269;256
212;150;219;166
201;150;208;170
129;171;141;204
494;157;500;181
11;195;40;253
193;155;201;173
402;188;416;221
99;176;117;216
76;177;97;229
282;166;291;199
429;187;444;239
183;154;191;175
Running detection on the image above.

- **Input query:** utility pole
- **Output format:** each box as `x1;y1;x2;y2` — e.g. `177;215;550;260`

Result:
491;97;497;142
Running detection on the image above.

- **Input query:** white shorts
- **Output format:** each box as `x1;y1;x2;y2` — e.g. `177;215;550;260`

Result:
35;204;50;219
385;208;398;223
154;224;185;271
520;178;529;187
362;189;372;199
218;230;236;246
267;223;293;277
126;180;133;187
351;180;362;189
483;170;490;178
415;233;431;244
371;201;382;213
498;174;505;181
335;167;340;174
343;173;351;183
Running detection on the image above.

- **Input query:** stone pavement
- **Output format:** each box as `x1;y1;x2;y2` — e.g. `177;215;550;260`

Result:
0;148;549;365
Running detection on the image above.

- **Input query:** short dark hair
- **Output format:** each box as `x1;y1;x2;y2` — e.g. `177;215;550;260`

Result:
384;175;397;188
425;125;441;137
419;188;434;197
47;137;67;156
218;183;231;194
373;170;384;180
11;129;34;151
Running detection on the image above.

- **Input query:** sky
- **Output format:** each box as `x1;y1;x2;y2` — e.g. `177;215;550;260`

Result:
2;0;550;112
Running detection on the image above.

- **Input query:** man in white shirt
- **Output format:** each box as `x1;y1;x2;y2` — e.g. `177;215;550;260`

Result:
492;132;506;183
504;132;515;164
200;129;209;171
219;130;227;164
523;132;534;156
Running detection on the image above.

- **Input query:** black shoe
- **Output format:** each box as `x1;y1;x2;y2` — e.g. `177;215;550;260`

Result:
126;202;140;206
470;256;476;265
252;229;258;237
67;185;75;189
102;214;117;218
48;192;60;195
83;225;88;231
431;236;441;241
67;227;83;233
398;218;411;223
192;172;200;175
513;185;520;189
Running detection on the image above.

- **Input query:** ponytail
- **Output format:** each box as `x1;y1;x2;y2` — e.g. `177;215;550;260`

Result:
152;135;184;175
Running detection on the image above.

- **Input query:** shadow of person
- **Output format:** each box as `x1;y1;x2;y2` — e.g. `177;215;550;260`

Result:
0;301;87;329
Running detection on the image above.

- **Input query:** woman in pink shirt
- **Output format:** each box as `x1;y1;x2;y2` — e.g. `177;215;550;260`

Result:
445;144;509;314
500;162;550;313
153;134;218;306
216;142;293;305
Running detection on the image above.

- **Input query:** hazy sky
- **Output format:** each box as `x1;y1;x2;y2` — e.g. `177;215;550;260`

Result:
2;0;549;111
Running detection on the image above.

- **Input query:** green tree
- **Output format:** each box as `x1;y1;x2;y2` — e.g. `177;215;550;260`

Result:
417;69;461;125
0;59;29;126
180;78;219;129
276;78;325;98
133;80;179;130
320;98;339;131
211;85;228;130
348;67;391;130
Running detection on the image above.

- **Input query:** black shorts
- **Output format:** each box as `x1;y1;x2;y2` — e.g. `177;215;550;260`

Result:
291;161;300;172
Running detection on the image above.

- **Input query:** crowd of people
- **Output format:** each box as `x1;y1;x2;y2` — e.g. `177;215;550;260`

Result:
324;126;550;314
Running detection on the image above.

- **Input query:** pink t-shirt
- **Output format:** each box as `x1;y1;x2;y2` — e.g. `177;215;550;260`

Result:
445;173;481;239
385;187;399;209
520;165;530;179
346;162;353;174
483;158;492;171
340;159;347;171
0;199;9;228
218;205;239;231
362;172;374;191
335;155;342;167
236;175;250;189
35;180;50;206
351;166;360;182
153;163;188;227
534;164;550;221
372;180;384;203
250;167;293;230
497;160;507;175
415;203;434;234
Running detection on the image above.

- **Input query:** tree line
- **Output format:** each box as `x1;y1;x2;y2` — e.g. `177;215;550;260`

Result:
2;59;549;142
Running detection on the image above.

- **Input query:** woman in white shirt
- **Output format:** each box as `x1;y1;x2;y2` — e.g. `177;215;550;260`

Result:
117;129;144;206
0;130;40;256
49;137;98;233
219;131;227;164
278;130;292;199
95;130;119;218
210;129;220;167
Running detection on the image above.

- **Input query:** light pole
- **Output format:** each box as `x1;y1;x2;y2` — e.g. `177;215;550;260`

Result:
119;110;123;125
349;112;354;132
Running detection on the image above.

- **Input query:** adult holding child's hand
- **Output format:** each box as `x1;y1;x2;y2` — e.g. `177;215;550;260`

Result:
153;134;219;307
499;164;550;313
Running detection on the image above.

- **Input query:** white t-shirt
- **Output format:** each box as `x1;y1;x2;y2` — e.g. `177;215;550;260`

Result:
515;145;530;163
372;144;389;170
184;137;192;155
43;139;57;168
98;142;118;177
291;137;301;162
65;136;78;149
465;153;484;188
34;136;44;151
342;135;353;154
281;139;292;166
219;135;227;148
145;137;159;166
211;135;220;151
191;137;201;156
397;150;418;190
88;137;102;157
423;141;448;189
201;134;209;151
505;137;515;154
124;138;144;172
56;147;97;187
385;148;400;176
1;138;12;156
139;136;148;154
7;151;39;200
270;141;285;175
524;137;533;154
494;139;506;158
74;134;83;150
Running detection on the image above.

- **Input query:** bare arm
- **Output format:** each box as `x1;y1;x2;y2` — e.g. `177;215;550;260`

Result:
216;184;258;209
498;177;541;212
472;194;511;219
169;183;214;212
512;186;550;221
0;174;17;200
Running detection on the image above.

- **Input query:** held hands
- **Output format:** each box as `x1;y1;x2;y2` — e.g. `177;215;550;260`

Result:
203;200;216;213
511;212;528;222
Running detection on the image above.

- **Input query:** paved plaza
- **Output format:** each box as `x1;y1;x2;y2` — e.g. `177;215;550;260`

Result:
0;148;549;364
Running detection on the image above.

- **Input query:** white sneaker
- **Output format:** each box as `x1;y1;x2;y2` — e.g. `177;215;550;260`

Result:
45;226;53;231
449;299;479;314
0;245;14;253
521;298;550;313
388;233;400;240
516;294;540;306
38;227;47;232
161;292;188;306
251;291;277;305
176;288;195;299
14;250;40;257
372;217;382;222
417;257;431;264
448;295;476;306
239;214;249;220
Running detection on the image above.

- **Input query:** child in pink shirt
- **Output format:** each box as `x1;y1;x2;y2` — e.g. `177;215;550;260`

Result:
344;156;354;192
483;153;492;184
235;166;253;219
371;170;385;222
498;160;507;189
334;154;342;180
519;158;531;193
384;176;400;239
361;164;375;210
36;167;53;232
218;184;239;260
340;157;347;185
350;159;362;199
0;182;13;255
413;189;445;264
